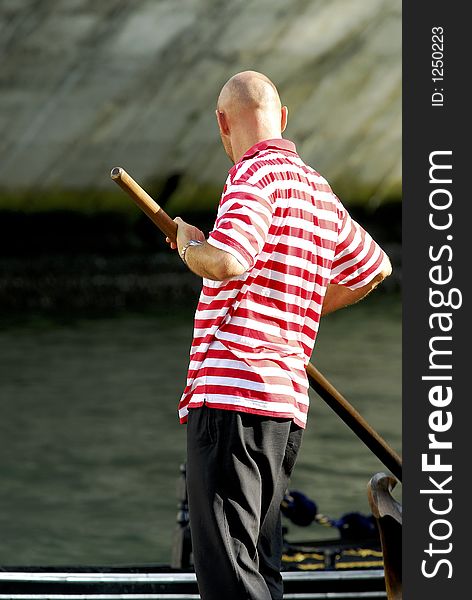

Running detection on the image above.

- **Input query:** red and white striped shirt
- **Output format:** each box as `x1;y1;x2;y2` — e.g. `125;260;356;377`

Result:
178;139;386;428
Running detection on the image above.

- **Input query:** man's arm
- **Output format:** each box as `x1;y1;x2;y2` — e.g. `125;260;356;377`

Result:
321;255;392;316
167;217;246;281
183;240;246;280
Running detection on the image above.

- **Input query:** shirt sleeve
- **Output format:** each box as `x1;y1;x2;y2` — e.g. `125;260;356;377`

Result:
330;206;387;289
207;178;274;271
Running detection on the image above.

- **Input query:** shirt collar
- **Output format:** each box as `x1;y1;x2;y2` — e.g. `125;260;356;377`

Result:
230;138;298;174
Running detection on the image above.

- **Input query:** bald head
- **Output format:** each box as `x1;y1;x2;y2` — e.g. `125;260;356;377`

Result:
217;71;281;114
215;71;288;163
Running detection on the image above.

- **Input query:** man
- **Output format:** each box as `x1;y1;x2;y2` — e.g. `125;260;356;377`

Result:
167;71;391;600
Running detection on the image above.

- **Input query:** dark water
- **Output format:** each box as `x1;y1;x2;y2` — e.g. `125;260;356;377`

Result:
0;294;401;565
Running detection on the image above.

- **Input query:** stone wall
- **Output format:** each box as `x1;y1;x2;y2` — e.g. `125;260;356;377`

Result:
0;0;401;211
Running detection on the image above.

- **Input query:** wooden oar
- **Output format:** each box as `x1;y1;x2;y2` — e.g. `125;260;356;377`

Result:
111;166;402;482
111;167;178;242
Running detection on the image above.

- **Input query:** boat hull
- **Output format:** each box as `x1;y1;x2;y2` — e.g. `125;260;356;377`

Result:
0;565;386;599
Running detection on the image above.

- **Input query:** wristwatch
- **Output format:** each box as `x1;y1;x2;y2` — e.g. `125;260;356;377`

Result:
180;239;203;265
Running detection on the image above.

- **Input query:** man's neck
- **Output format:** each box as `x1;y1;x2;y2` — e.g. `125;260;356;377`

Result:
232;133;283;164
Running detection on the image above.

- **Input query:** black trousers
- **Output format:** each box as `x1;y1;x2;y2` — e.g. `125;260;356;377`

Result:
186;405;303;600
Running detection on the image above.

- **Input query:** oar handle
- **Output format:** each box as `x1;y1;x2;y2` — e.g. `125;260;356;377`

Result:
306;362;402;482
110;167;178;242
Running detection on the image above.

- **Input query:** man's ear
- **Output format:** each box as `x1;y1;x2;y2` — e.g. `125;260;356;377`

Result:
281;105;288;133
215;109;230;136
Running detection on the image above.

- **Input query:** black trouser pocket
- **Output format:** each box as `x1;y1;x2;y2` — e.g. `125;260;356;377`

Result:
284;426;303;475
188;404;217;446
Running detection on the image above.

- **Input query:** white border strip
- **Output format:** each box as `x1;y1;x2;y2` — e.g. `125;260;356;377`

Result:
0;570;384;583
0;593;387;600
0;596;197;600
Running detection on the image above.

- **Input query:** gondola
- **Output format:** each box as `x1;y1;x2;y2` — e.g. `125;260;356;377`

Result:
0;531;387;599
0;558;386;599
0;466;388;599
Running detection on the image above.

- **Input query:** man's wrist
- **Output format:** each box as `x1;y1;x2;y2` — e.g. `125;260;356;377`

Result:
180;239;203;266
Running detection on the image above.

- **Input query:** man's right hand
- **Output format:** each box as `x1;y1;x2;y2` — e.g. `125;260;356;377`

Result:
165;217;205;252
